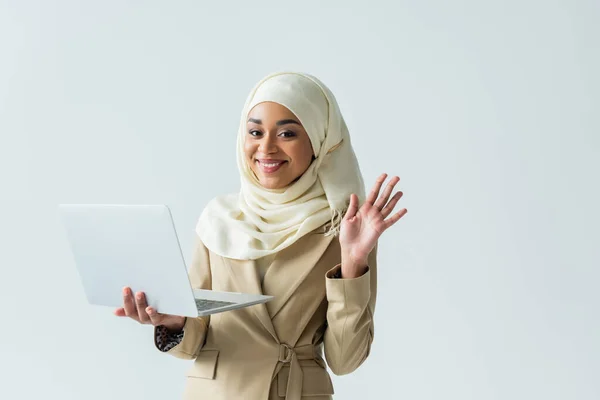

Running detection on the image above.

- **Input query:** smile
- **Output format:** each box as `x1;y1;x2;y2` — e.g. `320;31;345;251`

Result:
256;159;287;173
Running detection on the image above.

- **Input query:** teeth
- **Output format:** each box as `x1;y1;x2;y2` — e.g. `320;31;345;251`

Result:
260;161;282;167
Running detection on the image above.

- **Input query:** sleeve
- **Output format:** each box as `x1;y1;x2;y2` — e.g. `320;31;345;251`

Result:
153;233;212;360
323;243;378;375
155;324;185;352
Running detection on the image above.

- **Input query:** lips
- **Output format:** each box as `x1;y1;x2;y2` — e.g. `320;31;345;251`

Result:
256;159;287;174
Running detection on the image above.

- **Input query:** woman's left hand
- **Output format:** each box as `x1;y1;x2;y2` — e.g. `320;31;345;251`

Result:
339;173;407;278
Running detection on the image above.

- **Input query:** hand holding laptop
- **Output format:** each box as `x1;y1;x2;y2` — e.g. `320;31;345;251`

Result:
59;204;273;321
114;287;186;331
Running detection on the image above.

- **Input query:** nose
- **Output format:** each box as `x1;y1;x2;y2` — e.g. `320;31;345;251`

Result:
258;133;277;154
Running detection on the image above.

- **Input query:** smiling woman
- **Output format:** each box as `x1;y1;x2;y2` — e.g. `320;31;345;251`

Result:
115;71;407;400
245;102;315;190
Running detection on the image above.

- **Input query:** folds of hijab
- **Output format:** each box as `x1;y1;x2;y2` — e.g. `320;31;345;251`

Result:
196;72;365;260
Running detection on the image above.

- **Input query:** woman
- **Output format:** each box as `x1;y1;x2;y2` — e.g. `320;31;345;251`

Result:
115;72;407;400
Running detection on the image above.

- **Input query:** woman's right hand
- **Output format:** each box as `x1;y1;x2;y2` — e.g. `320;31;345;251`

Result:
114;287;186;332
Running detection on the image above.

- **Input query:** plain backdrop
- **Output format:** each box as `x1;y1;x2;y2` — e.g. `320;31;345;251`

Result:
1;1;598;399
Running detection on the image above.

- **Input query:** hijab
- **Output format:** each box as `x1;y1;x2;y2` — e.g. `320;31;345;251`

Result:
196;72;365;260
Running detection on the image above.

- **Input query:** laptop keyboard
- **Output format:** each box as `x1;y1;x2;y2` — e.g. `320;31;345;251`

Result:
195;298;236;312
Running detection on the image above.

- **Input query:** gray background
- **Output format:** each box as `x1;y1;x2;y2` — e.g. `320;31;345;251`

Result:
1;0;598;399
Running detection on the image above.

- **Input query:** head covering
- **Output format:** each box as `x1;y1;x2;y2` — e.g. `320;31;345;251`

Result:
196;72;365;260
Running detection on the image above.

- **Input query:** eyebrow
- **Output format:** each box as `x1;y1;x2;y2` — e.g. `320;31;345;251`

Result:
247;118;301;126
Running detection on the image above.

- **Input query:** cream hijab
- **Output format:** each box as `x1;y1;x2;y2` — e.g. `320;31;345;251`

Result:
196;72;365;260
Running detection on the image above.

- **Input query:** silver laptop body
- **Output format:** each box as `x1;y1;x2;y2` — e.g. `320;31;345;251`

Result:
58;204;272;318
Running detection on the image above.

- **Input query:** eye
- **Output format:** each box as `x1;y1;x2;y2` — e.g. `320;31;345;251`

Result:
248;130;262;137
279;130;296;138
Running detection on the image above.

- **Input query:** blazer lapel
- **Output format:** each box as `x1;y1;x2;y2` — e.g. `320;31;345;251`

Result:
263;232;335;319
222;256;279;342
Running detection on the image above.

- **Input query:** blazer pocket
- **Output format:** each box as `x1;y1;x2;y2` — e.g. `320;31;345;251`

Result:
277;366;334;396
186;350;220;380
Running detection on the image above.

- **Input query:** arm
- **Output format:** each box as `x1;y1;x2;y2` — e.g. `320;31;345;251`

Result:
323;173;405;374
323;245;377;375
154;233;212;360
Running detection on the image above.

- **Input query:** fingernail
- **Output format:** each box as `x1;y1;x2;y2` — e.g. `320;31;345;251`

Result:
136;292;142;300
123;288;129;296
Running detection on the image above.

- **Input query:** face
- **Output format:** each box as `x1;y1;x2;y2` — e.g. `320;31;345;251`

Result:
244;101;314;189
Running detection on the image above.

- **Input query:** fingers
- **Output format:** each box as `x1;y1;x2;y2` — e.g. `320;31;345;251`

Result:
380;191;403;218
114;307;126;317
135;292;151;323
374;176;400;210
118;288;161;326
122;287;139;321
365;173;387;205
146;307;164;326
146;307;173;326
343;194;359;221
384;208;408;229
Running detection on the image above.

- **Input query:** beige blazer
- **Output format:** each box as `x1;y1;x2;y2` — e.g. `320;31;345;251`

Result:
156;226;377;400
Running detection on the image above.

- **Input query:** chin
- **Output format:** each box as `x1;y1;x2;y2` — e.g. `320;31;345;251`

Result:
260;181;286;190
258;176;291;190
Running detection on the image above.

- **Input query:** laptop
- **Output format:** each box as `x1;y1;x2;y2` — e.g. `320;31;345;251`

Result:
58;204;273;318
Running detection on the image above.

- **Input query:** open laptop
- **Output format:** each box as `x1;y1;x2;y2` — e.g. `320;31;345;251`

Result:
58;204;273;318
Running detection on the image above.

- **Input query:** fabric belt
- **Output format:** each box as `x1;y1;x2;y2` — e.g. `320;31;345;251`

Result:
274;343;318;400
